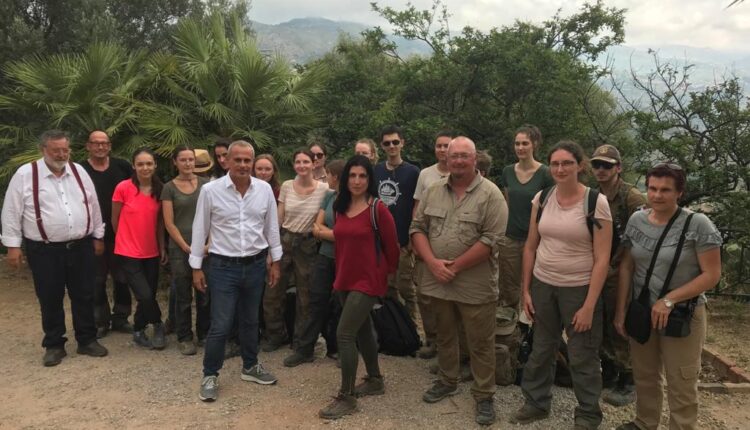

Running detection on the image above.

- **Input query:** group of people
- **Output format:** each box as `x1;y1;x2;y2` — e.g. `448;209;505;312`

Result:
0;124;722;429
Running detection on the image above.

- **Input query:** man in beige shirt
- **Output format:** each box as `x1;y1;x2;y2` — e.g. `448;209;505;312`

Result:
410;136;508;426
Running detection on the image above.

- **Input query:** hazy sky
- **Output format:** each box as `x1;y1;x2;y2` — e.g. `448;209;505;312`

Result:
250;0;750;52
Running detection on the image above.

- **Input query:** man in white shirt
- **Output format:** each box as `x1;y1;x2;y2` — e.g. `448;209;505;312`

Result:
190;140;282;402
1;130;108;367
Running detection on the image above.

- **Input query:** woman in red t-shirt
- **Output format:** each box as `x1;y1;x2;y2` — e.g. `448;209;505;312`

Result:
112;148;167;351
318;155;399;420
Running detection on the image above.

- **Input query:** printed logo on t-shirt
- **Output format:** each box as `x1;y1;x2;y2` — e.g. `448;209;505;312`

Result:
378;178;401;206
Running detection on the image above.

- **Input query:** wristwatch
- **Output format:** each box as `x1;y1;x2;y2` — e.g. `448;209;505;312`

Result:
663;298;674;309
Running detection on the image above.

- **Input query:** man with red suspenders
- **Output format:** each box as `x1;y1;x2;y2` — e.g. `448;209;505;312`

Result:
2;130;108;366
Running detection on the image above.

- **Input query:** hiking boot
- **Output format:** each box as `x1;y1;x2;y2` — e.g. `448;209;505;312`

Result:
133;330;153;349
241;363;278;385
509;403;549;424
422;381;459;403
604;371;636;407
42;348;67;367
199;375;218;402
179;340;197;356
319;394;357;420
417;342;437;359
475;399;496;426
615;422;640;430
151;322;166;350
96;325;109;339
354;375;385;397
283;351;315;367
111;321;133;334
76;340;108;357
261;338;289;353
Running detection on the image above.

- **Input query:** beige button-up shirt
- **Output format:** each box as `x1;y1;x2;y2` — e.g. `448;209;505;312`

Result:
410;173;508;304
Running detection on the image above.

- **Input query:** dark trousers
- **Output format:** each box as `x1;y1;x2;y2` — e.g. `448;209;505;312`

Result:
119;256;162;331
337;290;380;395
203;254;266;376
25;238;97;348
296;254;337;356
93;241;131;327
521;277;603;427
170;249;209;342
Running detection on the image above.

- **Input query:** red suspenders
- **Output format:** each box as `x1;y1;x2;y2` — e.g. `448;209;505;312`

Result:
31;160;92;242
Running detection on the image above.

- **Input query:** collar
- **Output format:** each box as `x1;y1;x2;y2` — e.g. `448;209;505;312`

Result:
223;174;254;190
37;158;71;178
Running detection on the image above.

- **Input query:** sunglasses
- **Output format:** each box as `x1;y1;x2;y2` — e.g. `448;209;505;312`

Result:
652;162;683;171
312;152;325;159
591;160;616;170
381;139;401;147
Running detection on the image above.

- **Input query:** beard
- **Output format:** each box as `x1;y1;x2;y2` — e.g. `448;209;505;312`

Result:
45;158;68;171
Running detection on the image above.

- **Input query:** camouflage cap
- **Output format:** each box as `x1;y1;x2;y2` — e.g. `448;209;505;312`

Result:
590;144;621;164
495;306;519;336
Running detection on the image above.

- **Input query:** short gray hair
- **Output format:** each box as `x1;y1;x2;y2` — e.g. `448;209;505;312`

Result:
39;130;70;148
228;140;255;157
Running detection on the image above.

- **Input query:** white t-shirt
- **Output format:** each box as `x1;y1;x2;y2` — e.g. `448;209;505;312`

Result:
532;187;612;287
279;180;329;233
414;163;449;201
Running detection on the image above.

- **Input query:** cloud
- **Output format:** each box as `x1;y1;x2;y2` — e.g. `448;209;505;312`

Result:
249;0;750;52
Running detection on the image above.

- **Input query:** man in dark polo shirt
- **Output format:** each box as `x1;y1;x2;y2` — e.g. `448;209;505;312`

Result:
80;130;134;338
374;125;421;323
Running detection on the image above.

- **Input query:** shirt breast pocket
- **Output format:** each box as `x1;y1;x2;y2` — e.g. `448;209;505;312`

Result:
424;206;447;238
458;212;482;246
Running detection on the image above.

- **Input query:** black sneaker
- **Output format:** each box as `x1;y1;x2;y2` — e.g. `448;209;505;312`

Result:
283;352;315;367
422;381;459;403
133;330;153;349
151;322;166;350
42;348;67;367
475;399;496;426
76;340;108;357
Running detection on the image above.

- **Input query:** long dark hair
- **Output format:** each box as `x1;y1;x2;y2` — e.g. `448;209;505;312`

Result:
254;153;281;193
547;140;589;182
130;147;163;199
212;137;231;178
333;155;378;214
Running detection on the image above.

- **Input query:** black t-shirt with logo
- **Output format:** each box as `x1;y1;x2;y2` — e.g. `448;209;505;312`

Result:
81;157;133;243
374;161;420;247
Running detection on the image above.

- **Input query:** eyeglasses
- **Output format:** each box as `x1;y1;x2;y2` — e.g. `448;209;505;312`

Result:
381;139;401;147
448;153;472;161
652;162;682;171
550;160;577;169
312;152;325;160
591;160;616;170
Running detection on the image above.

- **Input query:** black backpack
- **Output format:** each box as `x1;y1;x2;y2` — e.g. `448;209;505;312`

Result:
536;186;602;237
371;296;421;356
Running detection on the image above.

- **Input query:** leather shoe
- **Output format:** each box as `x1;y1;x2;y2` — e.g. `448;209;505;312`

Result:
43;348;67;367
77;340;108;357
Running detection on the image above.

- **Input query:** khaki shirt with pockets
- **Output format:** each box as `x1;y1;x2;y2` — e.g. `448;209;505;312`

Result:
409;173;508;304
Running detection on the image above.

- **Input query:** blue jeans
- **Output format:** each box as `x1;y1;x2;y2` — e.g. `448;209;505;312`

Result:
203;255;266;377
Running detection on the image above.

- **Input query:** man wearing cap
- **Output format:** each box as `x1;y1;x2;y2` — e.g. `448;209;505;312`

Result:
2;130;109;366
80;130;134;338
411;136;508;426
590;144;646;406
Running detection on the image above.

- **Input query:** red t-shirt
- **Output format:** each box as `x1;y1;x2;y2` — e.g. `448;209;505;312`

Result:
112;180;160;258
333;201;400;297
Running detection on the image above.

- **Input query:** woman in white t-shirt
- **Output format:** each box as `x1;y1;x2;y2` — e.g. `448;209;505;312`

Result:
262;148;329;352
511;140;613;429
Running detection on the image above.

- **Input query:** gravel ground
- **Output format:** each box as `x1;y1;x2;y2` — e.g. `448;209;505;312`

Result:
0;260;745;429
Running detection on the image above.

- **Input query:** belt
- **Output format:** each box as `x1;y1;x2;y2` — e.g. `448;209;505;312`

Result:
283;230;314;239
209;249;268;265
26;236;92;249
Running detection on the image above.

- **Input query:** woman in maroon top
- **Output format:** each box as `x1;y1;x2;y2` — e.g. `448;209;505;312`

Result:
319;155;399;420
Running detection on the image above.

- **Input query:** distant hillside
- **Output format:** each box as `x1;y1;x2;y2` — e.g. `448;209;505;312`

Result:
250;17;750;99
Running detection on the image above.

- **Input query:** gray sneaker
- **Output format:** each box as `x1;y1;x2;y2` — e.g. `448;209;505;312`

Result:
422;381;459;403
199;375;218;402
241;363;278;385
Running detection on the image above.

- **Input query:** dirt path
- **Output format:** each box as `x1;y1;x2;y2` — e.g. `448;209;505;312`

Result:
1;258;748;429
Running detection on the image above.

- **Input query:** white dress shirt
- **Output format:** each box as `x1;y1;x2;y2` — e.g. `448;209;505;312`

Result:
189;175;282;269
1;159;105;246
